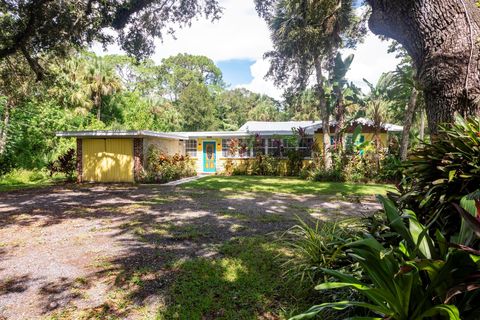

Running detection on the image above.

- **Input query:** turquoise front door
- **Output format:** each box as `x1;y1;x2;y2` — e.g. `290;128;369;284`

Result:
203;141;216;172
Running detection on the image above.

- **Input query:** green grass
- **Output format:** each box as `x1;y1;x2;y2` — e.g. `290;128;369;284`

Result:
158;237;308;319
0;169;66;192
182;175;394;196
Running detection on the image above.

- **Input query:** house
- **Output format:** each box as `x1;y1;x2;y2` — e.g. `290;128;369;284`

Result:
56;119;402;183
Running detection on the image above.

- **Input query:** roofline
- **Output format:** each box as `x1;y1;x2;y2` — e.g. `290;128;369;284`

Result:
55;130;187;140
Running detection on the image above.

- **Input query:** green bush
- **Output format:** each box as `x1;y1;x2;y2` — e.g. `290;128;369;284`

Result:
307;167;344;182
143;147;196;183
281;218;361;285
292;196;480;320
378;154;402;183
398;115;480;236
47;148;76;182
250;155;281;176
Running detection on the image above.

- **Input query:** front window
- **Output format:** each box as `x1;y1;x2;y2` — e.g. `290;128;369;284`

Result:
222;138;251;158
298;137;314;158
185;139;197;157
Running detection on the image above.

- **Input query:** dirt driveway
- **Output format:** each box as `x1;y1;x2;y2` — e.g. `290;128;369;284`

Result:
0;183;381;319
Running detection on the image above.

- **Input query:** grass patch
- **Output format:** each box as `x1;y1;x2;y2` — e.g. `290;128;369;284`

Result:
0;169;66;192
182;175;394;196
130;222;208;242
158;237;308;319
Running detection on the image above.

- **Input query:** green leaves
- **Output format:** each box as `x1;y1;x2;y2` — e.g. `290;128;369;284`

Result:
292;198;480;320
400;115;480;237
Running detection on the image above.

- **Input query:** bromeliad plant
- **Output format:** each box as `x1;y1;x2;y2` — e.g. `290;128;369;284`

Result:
397;115;480;236
291;196;480;320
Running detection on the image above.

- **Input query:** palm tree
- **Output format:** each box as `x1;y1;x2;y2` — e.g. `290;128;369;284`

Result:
364;73;394;169
264;0;363;169
84;57;122;121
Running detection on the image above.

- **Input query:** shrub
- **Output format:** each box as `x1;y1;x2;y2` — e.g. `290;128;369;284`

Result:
397;115;480;236
286;149;304;176
250;155;281;176
281;218;361;285
292;196;480;320
144;147;196;183
378;154;402;183
47;148;76;181
308;167;344;182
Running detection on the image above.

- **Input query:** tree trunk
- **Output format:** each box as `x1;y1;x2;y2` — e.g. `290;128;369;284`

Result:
95;93;102;121
366;0;480;133
399;87;418;160
334;87;345;150
314;56;332;170
419;107;425;141
0;101;11;155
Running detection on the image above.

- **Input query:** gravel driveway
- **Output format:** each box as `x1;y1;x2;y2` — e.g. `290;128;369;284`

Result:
0;183;381;319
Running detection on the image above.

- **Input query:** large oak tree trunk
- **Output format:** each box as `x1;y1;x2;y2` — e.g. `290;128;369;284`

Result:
366;0;480;133
314;57;332;170
399;87;418;160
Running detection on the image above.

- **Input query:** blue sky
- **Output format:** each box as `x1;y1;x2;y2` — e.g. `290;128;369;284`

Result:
94;0;399;100
217;59;254;87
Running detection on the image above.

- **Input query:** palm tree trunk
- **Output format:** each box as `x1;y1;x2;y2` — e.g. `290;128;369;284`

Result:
334;88;345;150
314;56;332;170
95;93;102;121
399;87;418;160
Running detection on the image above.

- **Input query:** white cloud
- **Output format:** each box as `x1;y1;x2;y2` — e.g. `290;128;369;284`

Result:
236;58;283;100
92;1;400;99
342;33;400;93
151;0;272;62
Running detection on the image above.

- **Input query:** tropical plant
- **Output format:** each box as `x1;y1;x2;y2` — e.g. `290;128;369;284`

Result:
292;196;480;320
364;73;394;154
398;115;480;237
47;148;76;181
144;148;196;183
330;53;355;149
258;0;366;170
281;218;361;285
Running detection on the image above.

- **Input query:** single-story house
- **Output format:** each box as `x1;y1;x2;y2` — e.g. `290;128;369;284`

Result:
56;118;403;183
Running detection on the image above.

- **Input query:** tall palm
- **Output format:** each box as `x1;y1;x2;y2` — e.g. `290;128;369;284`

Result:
265;0;363;169
84;57;122;121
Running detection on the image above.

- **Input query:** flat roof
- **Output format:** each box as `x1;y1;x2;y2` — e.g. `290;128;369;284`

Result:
55;130;187;140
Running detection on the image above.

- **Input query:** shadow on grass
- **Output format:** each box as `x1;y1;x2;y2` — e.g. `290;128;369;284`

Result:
158;237;309;319
182;175;394;196
0;183;364;318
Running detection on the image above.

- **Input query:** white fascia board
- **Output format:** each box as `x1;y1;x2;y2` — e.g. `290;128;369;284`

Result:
55;130;187;140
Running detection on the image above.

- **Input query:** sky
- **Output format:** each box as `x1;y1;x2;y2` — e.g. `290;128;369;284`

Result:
93;0;399;101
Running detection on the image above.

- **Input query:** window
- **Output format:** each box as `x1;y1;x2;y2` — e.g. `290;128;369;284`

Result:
185;139;197;157
222;138;251;158
222;139;230;157
268;138;284;157
298;137;314;158
252;138;266;156
237;139;250;158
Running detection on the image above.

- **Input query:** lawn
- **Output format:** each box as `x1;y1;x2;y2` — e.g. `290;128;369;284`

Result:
182;175;394;196
158;237;309;319
0;169;66;192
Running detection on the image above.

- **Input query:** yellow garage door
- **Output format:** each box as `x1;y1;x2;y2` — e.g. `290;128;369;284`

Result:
82;139;134;182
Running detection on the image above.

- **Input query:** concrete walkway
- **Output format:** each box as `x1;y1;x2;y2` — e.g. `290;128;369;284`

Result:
161;175;207;186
